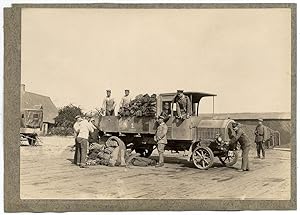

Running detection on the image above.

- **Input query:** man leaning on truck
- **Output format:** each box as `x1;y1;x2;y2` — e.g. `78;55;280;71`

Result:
154;115;168;167
175;90;191;119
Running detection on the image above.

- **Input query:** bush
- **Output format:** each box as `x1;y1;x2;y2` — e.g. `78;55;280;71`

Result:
54;104;83;128
48;126;74;136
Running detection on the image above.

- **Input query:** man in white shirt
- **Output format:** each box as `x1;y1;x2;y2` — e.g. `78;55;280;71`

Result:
119;89;132;109
102;89;116;116
74;116;94;168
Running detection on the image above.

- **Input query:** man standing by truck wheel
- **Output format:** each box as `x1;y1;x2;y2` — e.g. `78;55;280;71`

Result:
230;122;251;172
254;118;267;159
154;115;168;167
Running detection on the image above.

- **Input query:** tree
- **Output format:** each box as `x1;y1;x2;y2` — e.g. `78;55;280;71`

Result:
54;104;83;128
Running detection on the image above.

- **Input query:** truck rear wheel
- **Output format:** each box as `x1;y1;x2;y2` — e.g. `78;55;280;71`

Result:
192;146;214;170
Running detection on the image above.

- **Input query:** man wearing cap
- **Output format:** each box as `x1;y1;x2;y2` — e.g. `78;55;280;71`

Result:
74;116;94;168
154;115;168;167
102;90;116;116
229;122;251;171
119;90;132;109
174;90;192;119
254;119;268;159
160;102;171;122
73;115;82;165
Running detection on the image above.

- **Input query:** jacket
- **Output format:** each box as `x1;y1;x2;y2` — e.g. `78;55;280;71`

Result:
229;127;250;149
175;95;191;115
155;122;168;144
254;124;268;143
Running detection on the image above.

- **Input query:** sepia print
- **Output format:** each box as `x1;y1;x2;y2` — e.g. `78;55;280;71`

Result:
4;3;296;212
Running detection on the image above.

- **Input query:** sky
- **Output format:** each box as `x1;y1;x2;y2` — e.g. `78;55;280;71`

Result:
21;8;291;114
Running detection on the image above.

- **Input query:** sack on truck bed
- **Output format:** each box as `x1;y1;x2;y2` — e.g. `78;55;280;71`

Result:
118;93;157;117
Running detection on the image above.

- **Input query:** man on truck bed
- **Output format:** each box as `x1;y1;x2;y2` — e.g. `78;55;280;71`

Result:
102;89;116;116
174;90;191;119
119;89;132;109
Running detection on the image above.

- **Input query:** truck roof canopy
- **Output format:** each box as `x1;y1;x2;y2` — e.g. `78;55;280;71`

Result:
160;91;216;103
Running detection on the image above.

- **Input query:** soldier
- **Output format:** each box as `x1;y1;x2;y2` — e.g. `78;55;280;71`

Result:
74;117;94;168
119;89;132;109
154;115;168;167
254;118;268;159
174;90;191;119
73;115;82;165
230;122;251;172
160;102;171;122
102;89;116;116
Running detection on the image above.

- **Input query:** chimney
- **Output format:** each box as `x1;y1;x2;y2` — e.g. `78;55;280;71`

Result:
21;84;25;93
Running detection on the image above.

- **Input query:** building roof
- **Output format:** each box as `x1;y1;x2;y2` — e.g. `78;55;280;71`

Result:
201;112;291;120
21;91;58;124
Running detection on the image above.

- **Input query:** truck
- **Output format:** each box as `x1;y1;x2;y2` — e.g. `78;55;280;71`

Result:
96;91;238;170
20;107;43;146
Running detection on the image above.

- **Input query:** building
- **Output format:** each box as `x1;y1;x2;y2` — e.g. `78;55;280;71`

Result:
20;84;58;135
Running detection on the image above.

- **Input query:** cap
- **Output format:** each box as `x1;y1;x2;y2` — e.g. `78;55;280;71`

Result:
75;115;81;119
177;90;184;93
232;122;239;128
258;118;263;122
125;89;130;92
106;89;111;92
164;102;169;106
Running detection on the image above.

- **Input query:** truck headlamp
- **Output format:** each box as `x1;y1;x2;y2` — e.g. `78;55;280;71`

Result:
217;136;222;143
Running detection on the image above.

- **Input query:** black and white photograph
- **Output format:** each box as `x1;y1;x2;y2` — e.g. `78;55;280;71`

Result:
2;2;296;212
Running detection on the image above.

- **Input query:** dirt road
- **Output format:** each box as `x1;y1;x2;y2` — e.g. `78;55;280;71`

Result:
20;136;291;200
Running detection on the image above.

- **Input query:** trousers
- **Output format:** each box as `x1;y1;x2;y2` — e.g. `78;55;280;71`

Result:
76;137;88;166
241;145;250;170
256;141;265;157
73;138;80;165
157;143;166;164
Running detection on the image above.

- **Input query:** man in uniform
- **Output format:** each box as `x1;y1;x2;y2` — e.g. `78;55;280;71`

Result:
230;122;251;172
102;89;116;116
175;90;191;119
73;115;82;165
160;102;171;122
74;116;94;168
254;118;268;159
119;89;132;110
154;115;168;167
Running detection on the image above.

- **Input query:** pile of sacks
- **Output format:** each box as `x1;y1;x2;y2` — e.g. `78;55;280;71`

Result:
119;94;157;117
86;136;127;166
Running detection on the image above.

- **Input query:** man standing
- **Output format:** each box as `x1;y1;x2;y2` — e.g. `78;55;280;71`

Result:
74;117;94;168
154;115;168;167
230;122;251;172
102;89;116;116
175;90;191;119
119;89;132;110
254;118;268;159
88;118;104;145
73;115;82;165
